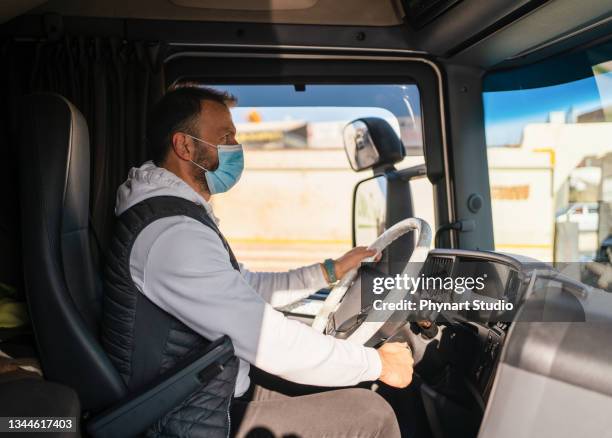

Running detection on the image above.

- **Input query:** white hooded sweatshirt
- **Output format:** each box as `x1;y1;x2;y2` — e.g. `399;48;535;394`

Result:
116;161;382;396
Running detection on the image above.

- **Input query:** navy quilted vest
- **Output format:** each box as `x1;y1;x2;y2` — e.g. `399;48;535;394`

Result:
101;195;239;437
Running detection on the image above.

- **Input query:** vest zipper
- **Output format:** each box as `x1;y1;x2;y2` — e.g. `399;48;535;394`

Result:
226;397;232;438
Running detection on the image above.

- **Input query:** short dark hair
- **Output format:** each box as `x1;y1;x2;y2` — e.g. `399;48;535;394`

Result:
146;86;236;165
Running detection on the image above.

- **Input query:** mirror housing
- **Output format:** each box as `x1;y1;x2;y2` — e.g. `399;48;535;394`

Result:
352;175;387;247
343;117;405;172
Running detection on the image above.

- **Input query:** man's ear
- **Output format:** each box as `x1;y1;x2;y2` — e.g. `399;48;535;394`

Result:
171;132;191;161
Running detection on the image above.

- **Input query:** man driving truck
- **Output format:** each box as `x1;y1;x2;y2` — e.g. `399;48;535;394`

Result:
102;86;413;437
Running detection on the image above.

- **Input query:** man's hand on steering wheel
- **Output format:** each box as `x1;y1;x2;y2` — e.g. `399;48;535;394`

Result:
321;246;380;283
313;218;429;391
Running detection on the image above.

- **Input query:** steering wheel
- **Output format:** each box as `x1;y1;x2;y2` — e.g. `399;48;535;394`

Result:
311;218;432;345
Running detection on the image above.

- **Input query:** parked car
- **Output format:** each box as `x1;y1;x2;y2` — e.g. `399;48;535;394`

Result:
556;203;599;232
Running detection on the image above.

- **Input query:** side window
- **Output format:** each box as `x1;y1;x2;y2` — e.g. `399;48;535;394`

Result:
483;42;612;264
198;84;435;271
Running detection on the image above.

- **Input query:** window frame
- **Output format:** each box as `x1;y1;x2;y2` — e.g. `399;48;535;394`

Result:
165;50;454;246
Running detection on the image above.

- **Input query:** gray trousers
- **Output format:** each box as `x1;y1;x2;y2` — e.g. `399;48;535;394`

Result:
231;383;401;438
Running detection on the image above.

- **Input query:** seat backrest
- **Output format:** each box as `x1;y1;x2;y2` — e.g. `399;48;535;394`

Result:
19;93;126;411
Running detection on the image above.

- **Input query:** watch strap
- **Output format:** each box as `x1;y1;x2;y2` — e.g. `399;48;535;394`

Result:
323;258;337;283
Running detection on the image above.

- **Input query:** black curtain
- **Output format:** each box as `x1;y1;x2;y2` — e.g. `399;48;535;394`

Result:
2;37;165;262
0;37;165;296
0;41;28;296
29;37;166;249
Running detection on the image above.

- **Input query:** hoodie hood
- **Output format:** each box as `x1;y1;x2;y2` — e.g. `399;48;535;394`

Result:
115;161;218;222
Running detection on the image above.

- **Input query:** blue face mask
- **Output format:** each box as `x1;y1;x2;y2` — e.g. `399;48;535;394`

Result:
186;134;244;195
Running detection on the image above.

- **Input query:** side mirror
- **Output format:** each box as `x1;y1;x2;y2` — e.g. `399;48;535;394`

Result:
352;164;425;264
352;175;387;247
343;117;405;172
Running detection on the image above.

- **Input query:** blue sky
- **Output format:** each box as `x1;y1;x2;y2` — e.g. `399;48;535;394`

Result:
211;78;609;148
231;106;394;124
213;84;418;131
483;74;604;146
